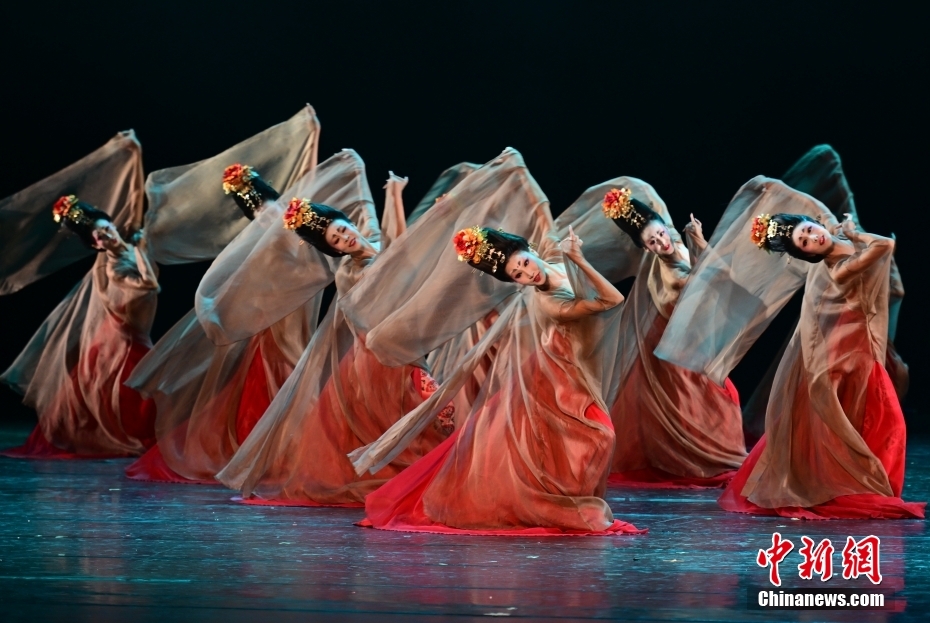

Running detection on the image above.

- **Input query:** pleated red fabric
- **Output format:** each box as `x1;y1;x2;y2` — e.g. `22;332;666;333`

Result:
609;311;744;489
363;401;645;536
719;363;924;519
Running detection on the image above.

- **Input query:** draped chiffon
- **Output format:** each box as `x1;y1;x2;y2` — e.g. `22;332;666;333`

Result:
216;170;460;505
125;151;386;484
3;248;158;457
344;149;645;535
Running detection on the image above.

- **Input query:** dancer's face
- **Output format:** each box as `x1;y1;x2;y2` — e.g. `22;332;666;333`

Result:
324;218;365;254
790;220;833;256
640;220;674;256
506;250;546;286
91;219;123;251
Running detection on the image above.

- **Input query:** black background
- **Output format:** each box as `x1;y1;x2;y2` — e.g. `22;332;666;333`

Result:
1;2;927;427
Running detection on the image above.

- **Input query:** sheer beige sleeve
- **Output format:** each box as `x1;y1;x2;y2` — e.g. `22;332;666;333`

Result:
406;163;481;225
341;148;553;368
144;105;320;265
654;177;832;385
195;150;376;345
0;131;143;295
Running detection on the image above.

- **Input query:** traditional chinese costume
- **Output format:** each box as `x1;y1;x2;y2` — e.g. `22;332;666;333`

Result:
214;157;459;506
654;177;925;519
344;149;645;535
0;132;158;458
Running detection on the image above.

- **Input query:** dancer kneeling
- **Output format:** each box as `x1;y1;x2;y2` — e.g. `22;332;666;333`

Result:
718;211;924;519
604;189;746;488
357;225;644;535
216;194;453;506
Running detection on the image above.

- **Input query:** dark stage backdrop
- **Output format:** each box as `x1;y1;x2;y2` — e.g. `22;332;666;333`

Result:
1;2;927;428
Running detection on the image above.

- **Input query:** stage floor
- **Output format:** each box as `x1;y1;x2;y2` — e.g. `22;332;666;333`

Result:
0;424;927;623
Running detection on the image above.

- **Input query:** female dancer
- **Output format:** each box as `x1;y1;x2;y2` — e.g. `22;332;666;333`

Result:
121;107;322;482
216;171;454;506
3;195;159;457
718;209;924;518
123;163;315;482
653;176;923;519
603;188;746;487
344;149;644;535
742;145;910;443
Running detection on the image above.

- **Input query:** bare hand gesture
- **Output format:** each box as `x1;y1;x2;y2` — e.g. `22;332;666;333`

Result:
559;225;584;262
840;213;859;241
682;213;704;243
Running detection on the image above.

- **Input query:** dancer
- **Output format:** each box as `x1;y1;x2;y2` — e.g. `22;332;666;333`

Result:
655;177;924;519
344;149;645;535
216;163;453;506
603;188;746;488
742;145;910;442
124;165;317;482
122;108;322;482
1;132;159;458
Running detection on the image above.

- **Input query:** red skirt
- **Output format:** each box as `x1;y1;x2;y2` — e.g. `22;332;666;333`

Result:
609;314;746;488
124;341;272;483
719;363;924;519
361;403;646;536
2;340;155;459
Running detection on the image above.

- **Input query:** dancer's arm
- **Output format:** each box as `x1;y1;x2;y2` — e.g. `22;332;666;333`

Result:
833;216;894;285
554;226;624;322
682;213;707;265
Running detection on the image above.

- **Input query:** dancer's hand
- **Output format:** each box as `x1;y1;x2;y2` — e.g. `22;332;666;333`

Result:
559;225;584;262
683;213;704;243
840;213;860;241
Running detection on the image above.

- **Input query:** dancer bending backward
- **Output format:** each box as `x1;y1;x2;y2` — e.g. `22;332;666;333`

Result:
216;179;453;506
359;226;644;534
124;165;318;483
1;132;160;458
122;106;320;482
603;189;746;487
346;150;645;535
4;196;159;457
655;177;924;519
742;145;910;444
719;209;924;518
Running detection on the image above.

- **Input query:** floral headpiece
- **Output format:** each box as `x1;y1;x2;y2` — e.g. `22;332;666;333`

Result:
283;198;332;232
452;226;507;275
52;195;91;225
602;187;647;228
222;163;264;214
750;213;794;251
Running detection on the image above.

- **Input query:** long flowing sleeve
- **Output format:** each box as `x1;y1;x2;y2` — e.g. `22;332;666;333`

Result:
0;131;143;295
194;149;377;345
344;149;553;474
406;163;481;225
653;177;831;385
143;106;320;265
341;148;552;368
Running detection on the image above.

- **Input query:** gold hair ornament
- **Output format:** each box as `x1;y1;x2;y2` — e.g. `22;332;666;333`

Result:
222;163;264;214
452;226;508;275
750;213;794;251
52;195;92;225
283;198;332;233
602;187;646;228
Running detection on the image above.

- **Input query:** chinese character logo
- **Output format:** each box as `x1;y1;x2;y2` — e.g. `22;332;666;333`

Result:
757;532;794;587
798;536;834;582
842;535;882;585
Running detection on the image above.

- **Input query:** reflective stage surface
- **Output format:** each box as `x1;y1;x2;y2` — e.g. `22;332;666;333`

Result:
0;424;927;622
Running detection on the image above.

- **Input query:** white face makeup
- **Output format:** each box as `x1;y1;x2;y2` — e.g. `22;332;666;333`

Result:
505;249;546;286
640;221;674;256
790;220;833;256
91;219;122;251
324;218;365;254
